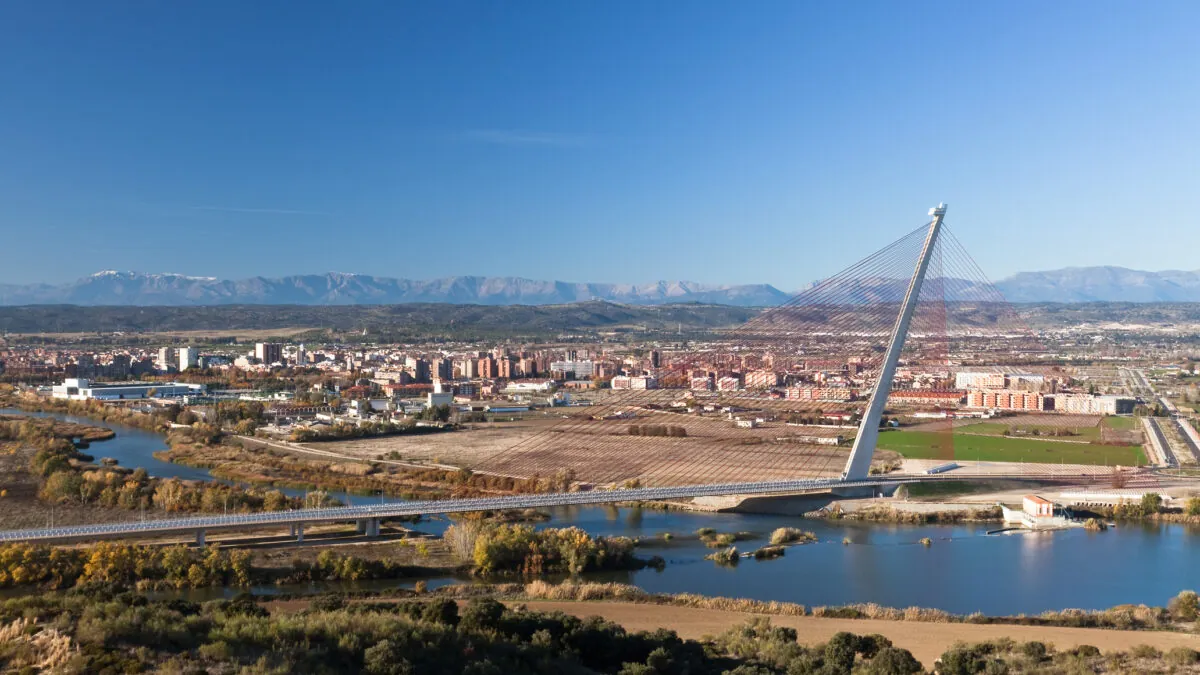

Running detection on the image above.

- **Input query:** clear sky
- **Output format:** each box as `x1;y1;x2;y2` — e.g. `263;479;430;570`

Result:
3;1;1199;288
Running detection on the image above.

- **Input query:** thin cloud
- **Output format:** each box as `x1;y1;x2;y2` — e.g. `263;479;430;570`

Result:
189;205;331;216
459;129;595;147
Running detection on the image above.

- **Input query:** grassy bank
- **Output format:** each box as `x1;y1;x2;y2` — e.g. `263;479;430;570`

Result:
823;503;1004;524
514;580;1200;633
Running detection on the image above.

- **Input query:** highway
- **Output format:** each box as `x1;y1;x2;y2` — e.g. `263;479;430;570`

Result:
1145;417;1178;468
1173;417;1200;463
0;471;1081;544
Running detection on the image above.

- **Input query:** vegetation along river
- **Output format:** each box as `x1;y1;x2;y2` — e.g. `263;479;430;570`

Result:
8;408;1199;615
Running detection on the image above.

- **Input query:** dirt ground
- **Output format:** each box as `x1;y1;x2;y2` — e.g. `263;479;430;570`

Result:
304;411;852;487
519;601;1200;667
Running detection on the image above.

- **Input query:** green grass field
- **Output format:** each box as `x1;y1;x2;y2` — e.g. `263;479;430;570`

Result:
1102;416;1137;430
877;429;1146;466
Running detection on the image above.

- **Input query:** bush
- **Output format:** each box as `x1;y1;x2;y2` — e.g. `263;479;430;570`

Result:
863;646;922;674
751;546;785;560
705;547;739;566
769;527;817;546
1167;647;1200;666
472;525;642;576
1168;590;1199;621
310;594;346;612
460;598;505;630
1129;644;1161;659
1021;641;1048;660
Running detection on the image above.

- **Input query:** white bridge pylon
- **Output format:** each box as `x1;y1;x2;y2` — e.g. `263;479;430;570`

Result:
841;203;947;481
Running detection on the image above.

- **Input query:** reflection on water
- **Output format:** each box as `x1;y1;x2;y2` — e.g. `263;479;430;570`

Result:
7;409;1200;615
1;407;212;482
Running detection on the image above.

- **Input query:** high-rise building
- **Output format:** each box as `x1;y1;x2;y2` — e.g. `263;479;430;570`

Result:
406;357;431;382
649;350;661;368
255;343;283;364
478;356;498;379
519;357;537;377
107;354;132;379
157;347;177;371
498;356;516;379
178;347;199;371
461;359;479;378
433;358;453;380
296;344;308;366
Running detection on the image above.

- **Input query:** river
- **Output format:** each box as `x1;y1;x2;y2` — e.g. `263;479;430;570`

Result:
6;407;1200;615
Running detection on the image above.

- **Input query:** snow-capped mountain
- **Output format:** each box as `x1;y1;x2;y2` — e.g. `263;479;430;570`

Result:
0;272;793;307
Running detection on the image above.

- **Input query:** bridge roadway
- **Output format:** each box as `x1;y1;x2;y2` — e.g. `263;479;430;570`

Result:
0;472;1091;545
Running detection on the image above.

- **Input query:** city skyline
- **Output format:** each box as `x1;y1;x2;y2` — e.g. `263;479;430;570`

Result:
4;1;1200;287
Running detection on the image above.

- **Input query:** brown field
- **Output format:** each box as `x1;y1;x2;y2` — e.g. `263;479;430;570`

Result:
519;601;1200;667
907;413;1105;433
304;408;859;487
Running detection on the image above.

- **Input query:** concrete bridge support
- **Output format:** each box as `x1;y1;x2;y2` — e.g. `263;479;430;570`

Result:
195;529;206;547
289;523;305;542
357;518;381;537
831;484;897;499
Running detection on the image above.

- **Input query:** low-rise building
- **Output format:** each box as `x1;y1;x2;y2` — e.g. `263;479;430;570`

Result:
785;387;858;402
611;375;658;390
51;378;206;401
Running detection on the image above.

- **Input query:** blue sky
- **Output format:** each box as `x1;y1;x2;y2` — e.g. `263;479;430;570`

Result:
3;1;1199;288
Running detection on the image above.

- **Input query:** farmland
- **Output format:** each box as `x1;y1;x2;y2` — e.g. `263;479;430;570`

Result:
876;428;1147;466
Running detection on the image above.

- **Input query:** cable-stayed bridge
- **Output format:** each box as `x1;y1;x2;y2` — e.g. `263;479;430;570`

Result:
0;204;1151;544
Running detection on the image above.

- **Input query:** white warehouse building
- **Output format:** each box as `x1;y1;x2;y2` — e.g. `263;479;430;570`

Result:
52;378;207;401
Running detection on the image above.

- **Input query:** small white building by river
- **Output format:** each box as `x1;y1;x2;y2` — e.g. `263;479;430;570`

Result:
1001;494;1078;530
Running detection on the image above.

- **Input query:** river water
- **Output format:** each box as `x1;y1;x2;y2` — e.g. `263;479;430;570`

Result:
7;408;1200;615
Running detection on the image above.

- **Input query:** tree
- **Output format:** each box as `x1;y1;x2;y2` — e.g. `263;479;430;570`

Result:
1169;590;1200;622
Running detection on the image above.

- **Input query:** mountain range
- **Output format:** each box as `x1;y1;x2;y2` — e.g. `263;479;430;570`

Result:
2;266;1199;306
0;271;791;307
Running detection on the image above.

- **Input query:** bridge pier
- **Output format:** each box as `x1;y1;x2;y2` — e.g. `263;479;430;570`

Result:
831;485;895;499
357;518;381;537
290;523;304;542
195;529;206;547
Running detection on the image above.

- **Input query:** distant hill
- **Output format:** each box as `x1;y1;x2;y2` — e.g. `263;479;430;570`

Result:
0;301;759;338
994;267;1200;302
4;266;1200;307
0;271;791;307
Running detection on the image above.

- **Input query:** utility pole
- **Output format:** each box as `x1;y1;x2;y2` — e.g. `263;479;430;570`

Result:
843;204;947;481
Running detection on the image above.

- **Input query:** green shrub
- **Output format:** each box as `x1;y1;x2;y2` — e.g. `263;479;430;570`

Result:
1166;647;1200;666
1168;590;1199;621
863;646;922;674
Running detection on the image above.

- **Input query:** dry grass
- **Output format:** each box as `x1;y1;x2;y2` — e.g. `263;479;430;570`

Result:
768;527;817;546
513;581;1186;632
521;580;807;616
0;618;75;671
